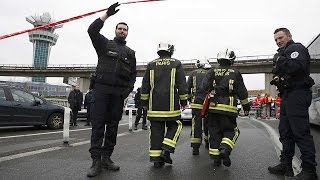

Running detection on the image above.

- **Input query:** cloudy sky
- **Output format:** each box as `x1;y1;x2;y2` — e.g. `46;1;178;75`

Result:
1;0;319;90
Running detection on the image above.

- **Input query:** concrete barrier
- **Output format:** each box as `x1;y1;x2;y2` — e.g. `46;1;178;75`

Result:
63;107;71;146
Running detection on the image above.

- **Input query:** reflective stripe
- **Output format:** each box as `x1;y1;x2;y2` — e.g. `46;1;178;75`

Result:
233;127;239;143
163;138;176;148
149;150;162;157
173;120;183;142
141;93;149;100
209;104;238;113
147;110;181;117
191;138;202;143
179;94;188;100
203;134;208;140
221;137;235;149
190;103;203;109
193;76;196;95
229;96;234;106
170;68;176;111
229;79;234;93
149;70;154;111
191;116;196;140
240;98;249;105
209;148;220;155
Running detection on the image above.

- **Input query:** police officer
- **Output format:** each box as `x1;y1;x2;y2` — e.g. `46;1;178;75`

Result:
268;28;317;179
134;87;147;130
202;48;250;167
187;60;211;155
84;89;93;126
140;42;188;168
87;2;137;177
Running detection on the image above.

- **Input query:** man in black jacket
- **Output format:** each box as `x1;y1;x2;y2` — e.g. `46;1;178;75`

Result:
68;85;83;126
84;89;93;126
134;87;147;130
87;2;137;177
268;28;317;179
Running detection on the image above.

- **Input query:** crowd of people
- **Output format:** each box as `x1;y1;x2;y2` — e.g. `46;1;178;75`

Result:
251;93;282;119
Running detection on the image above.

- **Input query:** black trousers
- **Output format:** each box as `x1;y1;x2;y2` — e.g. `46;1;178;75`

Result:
71;107;79;125
86;104;92;124
279;88;317;168
207;113;239;159
134;106;147;126
149;120;183;162
191;109;202;148
203;116;209;143
89;86;124;160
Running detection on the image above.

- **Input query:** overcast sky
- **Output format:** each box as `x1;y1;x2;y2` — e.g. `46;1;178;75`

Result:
1;0;320;90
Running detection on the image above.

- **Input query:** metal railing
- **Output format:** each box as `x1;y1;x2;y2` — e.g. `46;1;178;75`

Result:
0;54;319;69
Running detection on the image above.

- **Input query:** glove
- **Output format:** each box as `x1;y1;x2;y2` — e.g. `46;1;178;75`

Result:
107;2;120;17
121;88;131;99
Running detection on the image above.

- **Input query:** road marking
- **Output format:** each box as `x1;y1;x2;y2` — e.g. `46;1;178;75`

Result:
250;117;301;175
0;123;129;140
0;130;134;163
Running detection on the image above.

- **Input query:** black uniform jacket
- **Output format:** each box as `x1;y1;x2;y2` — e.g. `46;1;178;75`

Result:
202;65;249;117
275;40;314;89
140;58;188;121
88;18;137;97
187;68;209;110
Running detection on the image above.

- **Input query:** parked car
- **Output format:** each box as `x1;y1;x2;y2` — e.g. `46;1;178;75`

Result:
0;85;65;129
309;97;320;126
124;98;137;115
181;103;192;121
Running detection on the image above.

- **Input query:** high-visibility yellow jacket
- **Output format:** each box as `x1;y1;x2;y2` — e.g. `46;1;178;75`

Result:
140;57;188;121
202;65;250;117
187;68;209;110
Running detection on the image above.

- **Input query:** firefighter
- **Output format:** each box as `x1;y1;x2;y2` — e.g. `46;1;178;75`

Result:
202;48;250;167
274;94;281;119
187;60;211;155
262;93;272;119
140;42;188;168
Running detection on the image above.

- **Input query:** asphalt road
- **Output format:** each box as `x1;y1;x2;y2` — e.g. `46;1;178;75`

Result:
0;115;319;180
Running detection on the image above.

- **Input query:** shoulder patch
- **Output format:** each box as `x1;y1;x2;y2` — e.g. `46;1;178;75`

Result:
290;51;299;59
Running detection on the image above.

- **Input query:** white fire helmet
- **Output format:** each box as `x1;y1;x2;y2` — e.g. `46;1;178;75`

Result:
217;48;236;64
157;42;174;56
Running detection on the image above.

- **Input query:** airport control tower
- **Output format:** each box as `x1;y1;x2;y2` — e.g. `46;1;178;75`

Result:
26;12;62;82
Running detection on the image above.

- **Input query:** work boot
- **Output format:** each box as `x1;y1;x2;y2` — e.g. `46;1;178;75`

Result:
87;159;102;177
220;148;231;167
192;147;199;155
101;156;120;171
142;125;148;130
160;150;172;164
213;158;222;167
134;125;138;130
154;161;165;168
268;163;294;177
291;168;318;180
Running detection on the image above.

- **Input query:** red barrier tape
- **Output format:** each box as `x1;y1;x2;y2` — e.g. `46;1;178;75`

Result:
0;0;165;40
